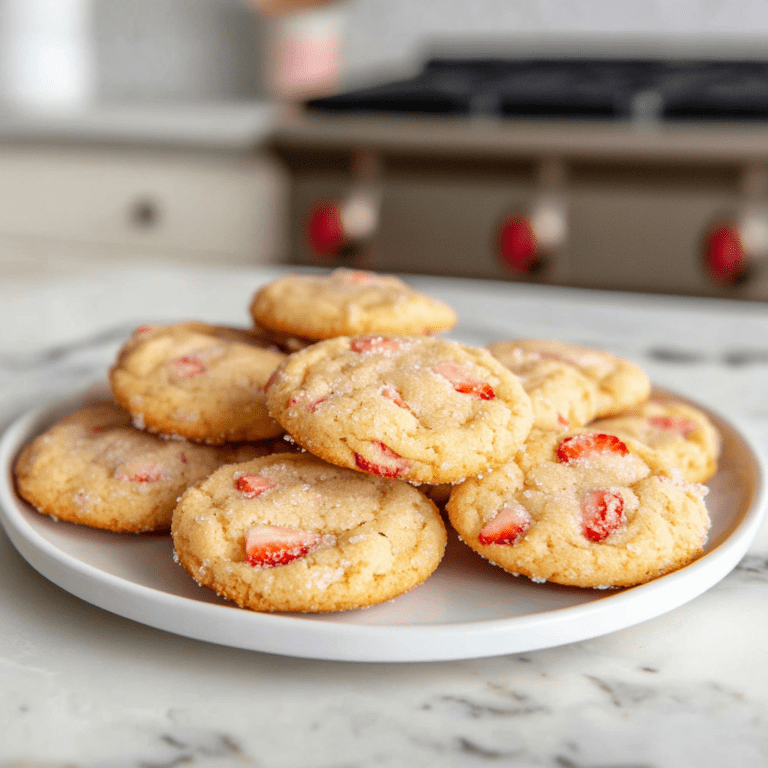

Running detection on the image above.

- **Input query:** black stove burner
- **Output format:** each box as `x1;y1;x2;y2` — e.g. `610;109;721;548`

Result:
307;58;768;122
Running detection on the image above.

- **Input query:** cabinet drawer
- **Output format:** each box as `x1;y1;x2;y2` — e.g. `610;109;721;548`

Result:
0;146;286;261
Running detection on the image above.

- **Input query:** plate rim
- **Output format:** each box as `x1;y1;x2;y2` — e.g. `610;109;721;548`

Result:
1;384;765;663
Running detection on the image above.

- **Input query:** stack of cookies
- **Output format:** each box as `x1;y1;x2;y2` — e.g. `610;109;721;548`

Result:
14;268;717;612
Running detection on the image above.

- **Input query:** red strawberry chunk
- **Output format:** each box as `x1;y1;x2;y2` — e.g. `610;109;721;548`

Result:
557;413;570;428
557;433;629;464
134;324;157;337
116;462;166;483
236;474;277;498
381;386;408;409
478;502;533;546
537;350;573;365
347;270;375;284
432;361;495;400
350;336;403;354
169;355;206;378
648;414;699;437
354;441;411;478
264;369;279;391
581;488;626;542
288;393;326;412
244;525;322;568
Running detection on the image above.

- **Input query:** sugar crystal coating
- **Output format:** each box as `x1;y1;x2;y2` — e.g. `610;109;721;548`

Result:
14;403;273;533
488;338;651;424
589;394;721;483
250;269;458;341
171;452;447;612
446;429;710;588
266;335;534;484
109;321;287;444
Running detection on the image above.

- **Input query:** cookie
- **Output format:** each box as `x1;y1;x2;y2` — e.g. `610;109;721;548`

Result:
252;322;315;354
171;452;448;613
14;403;273;533
488;339;651;419
250;268;458;341
485;341;598;430
266;334;534;484
109;322;287;444
588;393;721;483
446;429;710;588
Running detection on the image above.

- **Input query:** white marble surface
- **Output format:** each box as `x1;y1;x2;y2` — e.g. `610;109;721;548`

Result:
2;262;768;767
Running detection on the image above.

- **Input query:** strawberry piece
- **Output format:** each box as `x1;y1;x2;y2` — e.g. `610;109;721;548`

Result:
116;462;165;483
354;441;411;478
236;474;277;498
347;270;375;284
169;355;206;378
557;413;570;428
581;488;626;542
557;433;629;464
264;369;280;391
350;336;402;354
432;361;495;400
648;414;699;437
381;386;408;409
537;348;608;372
478;502;533;546
288;393;326;412
244;525;322;568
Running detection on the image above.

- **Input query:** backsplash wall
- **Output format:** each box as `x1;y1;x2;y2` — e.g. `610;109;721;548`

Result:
340;0;768;85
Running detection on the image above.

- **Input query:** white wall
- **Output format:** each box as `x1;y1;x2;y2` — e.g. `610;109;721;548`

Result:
340;0;768;85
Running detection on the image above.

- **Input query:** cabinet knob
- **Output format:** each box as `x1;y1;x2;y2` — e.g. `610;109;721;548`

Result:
130;198;160;229
306;189;380;260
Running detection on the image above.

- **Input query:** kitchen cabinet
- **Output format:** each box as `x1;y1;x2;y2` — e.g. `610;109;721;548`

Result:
0;104;288;276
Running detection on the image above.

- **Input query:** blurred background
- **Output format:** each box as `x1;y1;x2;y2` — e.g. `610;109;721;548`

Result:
3;0;768;300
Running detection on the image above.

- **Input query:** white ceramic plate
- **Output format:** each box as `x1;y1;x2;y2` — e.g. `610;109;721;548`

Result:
1;385;765;663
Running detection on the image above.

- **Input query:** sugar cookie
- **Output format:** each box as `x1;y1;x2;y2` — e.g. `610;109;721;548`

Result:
488;339;650;419
266;334;534;484
589;393;721;482
14;403;272;533
446;429;710;588
171;452;447;612
250;268;457;341
109;322;286;444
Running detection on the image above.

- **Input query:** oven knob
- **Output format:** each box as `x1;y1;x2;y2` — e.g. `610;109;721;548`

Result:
307;202;346;258
704;224;748;283
307;192;380;259
499;216;540;272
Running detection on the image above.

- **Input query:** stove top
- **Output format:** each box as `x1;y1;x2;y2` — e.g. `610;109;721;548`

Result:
307;57;768;123
275;57;768;300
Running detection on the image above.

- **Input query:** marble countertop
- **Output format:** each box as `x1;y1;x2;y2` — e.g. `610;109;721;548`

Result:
2;262;768;767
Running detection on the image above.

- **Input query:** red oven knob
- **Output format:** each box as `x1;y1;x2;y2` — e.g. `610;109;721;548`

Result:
704;224;747;283
499;216;540;272
307;202;346;258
